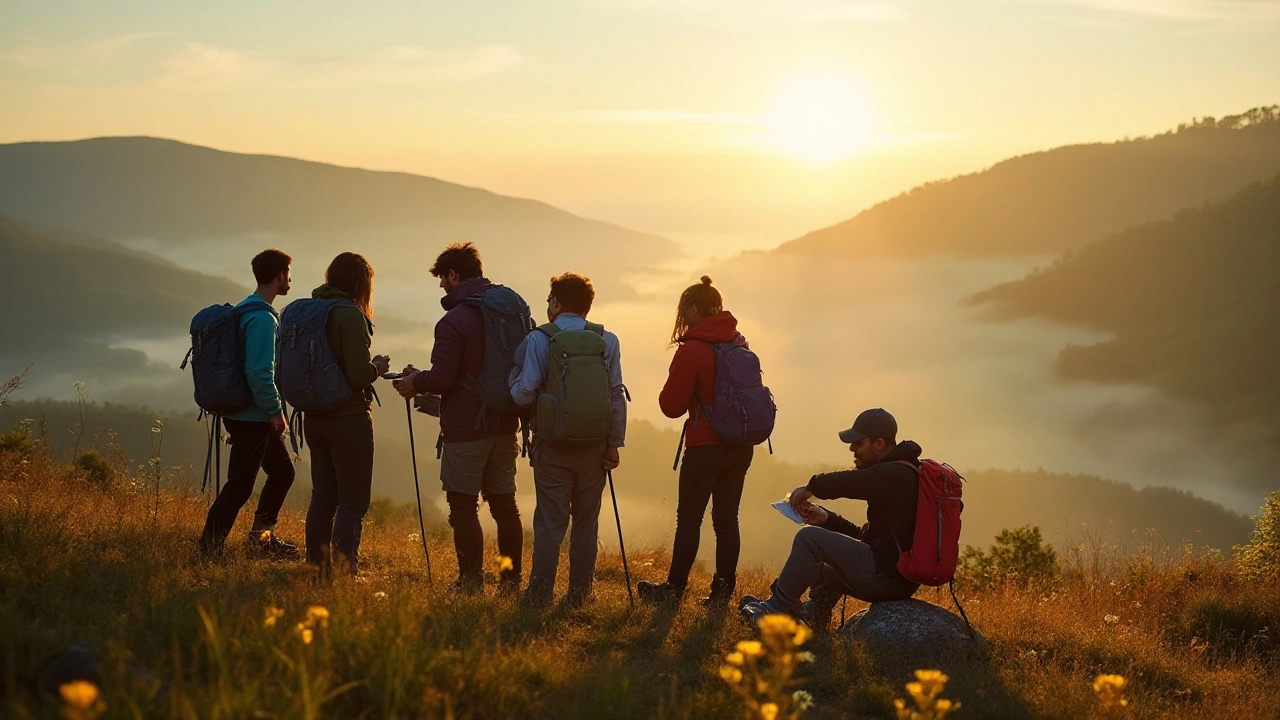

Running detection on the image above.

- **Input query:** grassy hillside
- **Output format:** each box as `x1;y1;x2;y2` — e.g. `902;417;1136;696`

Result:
0;400;1254;571
777;107;1280;258
0;136;677;297
2;439;1277;718
970;173;1280;465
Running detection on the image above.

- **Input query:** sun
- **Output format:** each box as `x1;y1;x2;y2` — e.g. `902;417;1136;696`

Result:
770;74;875;162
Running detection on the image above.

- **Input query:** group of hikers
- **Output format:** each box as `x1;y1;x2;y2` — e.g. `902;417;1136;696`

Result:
188;243;964;630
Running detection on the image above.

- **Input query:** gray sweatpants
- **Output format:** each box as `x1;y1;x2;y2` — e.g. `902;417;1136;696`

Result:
774;526;918;608
528;441;608;595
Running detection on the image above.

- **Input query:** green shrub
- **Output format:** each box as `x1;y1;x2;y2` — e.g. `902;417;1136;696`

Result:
958;525;1059;589
74;450;115;489
0;422;35;460
1235;491;1280;582
1173;592;1276;659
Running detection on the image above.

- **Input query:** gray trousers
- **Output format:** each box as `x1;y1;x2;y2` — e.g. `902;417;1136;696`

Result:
528;441;607;595
774;526;918;609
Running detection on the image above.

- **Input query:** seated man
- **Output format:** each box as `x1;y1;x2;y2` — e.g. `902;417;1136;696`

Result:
740;408;921;629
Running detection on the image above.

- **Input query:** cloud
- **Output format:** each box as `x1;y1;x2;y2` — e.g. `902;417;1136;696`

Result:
297;45;525;87
568;109;763;125
150;43;266;91
588;0;908;25
1031;0;1280;22
0;32;166;68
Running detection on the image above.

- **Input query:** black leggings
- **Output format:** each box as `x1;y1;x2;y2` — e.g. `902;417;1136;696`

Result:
446;491;523;583
304;412;374;576
667;444;754;586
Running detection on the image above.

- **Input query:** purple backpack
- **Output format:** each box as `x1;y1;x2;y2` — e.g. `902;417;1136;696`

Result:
696;338;776;447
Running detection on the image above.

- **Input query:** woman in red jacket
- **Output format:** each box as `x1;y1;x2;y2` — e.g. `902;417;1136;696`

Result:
638;276;755;606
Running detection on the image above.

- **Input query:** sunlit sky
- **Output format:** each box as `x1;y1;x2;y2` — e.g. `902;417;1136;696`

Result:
3;0;1278;254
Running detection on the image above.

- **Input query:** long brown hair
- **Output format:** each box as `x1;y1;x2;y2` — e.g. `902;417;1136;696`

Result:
325;252;375;318
669;275;723;346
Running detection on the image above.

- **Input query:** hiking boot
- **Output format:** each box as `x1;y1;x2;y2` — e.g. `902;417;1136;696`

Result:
699;576;736;608
520;584;553;609
799;600;834;631
447;575;484;596
739;596;795;629
564;587;596;609
497;575;523;598
247;530;300;561
637;581;685;604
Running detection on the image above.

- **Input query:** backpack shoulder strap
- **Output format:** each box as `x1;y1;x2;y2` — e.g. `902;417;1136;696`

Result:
583;321;605;336
536;322;560;338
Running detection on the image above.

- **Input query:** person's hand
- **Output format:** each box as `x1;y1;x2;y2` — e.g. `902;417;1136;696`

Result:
270;413;287;434
401;364;418;375
788;486;813;512
393;370;419;398
797;502;828;527
372;354;391;375
602;446;621;471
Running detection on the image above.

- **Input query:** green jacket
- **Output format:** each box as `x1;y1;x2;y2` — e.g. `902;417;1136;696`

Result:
310;284;378;417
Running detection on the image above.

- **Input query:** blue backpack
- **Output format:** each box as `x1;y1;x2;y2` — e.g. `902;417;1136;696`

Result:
461;285;534;419
182;300;273;416
276;298;360;414
699;338;777;447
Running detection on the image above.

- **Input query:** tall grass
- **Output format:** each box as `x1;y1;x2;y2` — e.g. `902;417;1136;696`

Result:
1;440;1277;719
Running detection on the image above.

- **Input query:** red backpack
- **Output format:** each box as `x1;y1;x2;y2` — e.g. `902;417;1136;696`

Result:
895;459;964;586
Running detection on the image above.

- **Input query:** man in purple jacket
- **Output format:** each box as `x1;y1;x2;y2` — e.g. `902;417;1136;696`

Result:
393;243;523;594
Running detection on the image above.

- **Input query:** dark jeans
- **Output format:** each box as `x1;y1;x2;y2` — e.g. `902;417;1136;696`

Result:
304;412;374;576
667;444;753;587
773;526;918;609
199;418;295;547
447;491;523;584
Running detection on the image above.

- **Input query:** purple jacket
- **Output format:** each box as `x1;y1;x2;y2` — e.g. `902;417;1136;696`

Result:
412;276;519;443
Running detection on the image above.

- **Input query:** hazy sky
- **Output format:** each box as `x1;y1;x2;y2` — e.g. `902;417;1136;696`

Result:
2;0;1278;253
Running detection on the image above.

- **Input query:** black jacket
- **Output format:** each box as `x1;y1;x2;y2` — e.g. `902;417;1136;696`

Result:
805;440;922;575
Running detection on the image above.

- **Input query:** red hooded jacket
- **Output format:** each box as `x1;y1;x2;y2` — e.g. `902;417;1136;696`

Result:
659;311;746;447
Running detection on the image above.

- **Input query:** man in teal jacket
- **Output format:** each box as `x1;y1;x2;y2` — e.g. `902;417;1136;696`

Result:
198;249;300;558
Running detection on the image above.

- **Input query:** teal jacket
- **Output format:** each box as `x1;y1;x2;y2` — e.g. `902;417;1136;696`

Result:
224;294;284;423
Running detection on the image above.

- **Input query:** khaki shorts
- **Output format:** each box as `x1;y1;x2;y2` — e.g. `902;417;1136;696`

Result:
440;434;519;496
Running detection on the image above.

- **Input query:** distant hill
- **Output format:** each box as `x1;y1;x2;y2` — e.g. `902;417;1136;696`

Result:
0;214;245;346
776;107;1280;258
0;136;677;297
971;173;1280;486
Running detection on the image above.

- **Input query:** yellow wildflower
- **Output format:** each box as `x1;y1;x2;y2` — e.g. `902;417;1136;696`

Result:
735;640;765;658
719;665;743;684
757;614;797;638
259;530;272;542
59;680;99;709
263;605;284;628
792;623;813;646
725;651;745;666
759;702;779;720
296;623;314;645
913;669;948;698
1093;674;1129;711
305;605;330;628
495;555;514;572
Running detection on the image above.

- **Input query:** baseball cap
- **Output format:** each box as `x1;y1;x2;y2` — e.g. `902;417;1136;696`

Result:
838;408;897;444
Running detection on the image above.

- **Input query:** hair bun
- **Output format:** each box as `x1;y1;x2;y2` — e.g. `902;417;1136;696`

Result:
700;275;713;285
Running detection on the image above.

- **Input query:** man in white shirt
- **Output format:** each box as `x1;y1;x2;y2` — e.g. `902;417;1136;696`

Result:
509;273;626;606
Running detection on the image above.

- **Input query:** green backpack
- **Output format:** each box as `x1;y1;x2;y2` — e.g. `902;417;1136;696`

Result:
533;321;612;446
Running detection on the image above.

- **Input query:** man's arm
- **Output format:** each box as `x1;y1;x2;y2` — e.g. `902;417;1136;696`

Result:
241;311;284;419
821;510;864;539
605;332;626;449
805;465;893;502
413;317;464;395
508;332;546;408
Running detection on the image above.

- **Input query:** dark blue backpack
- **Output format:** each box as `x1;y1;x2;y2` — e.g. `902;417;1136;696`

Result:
276;298;359;414
461;285;534;419
697;338;776;447
183;301;273;416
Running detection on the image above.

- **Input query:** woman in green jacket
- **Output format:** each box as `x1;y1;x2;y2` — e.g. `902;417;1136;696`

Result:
304;252;390;578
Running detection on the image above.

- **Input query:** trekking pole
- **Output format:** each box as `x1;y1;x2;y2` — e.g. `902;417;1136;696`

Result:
606;470;634;607
405;397;433;585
